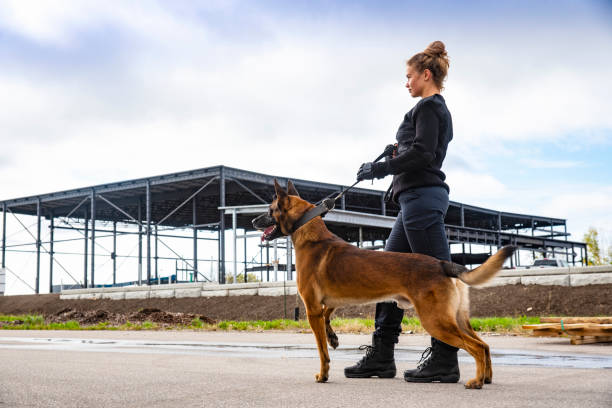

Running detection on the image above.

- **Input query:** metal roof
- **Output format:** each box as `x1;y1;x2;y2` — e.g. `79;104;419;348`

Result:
1;165;568;238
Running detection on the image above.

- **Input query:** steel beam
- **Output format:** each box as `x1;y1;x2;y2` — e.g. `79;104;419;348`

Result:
83;207;88;288
193;196;198;281
232;209;237;284
227;177;267;204
36;199;41;294
138;198;142;286
286;237;292;281
2;202;6;268
157;176;217;227
244;233;247;283
146;181;151;284
49;212;54;293
273;239;278;281
219;167;226;283
155;225;159;284
112;221;117;286
91;189;96;288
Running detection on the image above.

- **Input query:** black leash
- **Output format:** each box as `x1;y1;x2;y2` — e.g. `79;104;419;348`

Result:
291;145;393;233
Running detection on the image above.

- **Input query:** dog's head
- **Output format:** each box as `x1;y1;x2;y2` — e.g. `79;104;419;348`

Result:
252;179;313;241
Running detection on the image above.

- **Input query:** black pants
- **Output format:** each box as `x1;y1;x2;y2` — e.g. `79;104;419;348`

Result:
374;186;451;342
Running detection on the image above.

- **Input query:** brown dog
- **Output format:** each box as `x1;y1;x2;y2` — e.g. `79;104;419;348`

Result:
252;180;515;389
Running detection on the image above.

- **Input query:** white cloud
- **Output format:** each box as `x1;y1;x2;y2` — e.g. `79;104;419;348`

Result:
1;0;611;244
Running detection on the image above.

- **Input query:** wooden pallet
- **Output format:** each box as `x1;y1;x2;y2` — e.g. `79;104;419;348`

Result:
522;317;612;345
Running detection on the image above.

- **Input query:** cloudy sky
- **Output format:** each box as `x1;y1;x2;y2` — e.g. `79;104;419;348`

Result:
1;0;611;249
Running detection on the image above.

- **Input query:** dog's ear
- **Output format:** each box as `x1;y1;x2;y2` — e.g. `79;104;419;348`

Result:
273;179;287;199
287;180;300;197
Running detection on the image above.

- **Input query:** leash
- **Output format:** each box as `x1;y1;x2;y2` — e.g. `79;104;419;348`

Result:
291;145;393;233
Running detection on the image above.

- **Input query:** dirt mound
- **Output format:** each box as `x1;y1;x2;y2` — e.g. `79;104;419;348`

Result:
1;284;611;324
43;307;216;327
129;308;215;325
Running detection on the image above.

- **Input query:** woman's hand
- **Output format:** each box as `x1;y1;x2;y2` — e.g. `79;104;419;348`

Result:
357;162;388;181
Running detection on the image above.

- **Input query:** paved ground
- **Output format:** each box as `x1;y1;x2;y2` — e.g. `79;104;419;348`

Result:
1;331;611;407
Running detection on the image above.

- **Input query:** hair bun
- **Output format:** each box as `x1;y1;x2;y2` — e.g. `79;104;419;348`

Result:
424;41;447;58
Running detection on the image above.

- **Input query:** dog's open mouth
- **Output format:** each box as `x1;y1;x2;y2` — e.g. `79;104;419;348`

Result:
261;225;278;242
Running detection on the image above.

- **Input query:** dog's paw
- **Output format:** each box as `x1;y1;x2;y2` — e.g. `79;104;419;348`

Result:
328;333;339;349
315;373;328;383
464;379;483;389
484;377;492;384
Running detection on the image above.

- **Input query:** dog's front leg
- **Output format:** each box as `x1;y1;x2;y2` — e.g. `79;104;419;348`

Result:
323;306;339;349
306;306;330;383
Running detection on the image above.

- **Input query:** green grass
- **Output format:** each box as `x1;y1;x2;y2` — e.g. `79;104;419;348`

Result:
0;314;541;333
469;316;541;332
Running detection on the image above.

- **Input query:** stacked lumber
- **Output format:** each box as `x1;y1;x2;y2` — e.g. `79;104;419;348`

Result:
522;317;612;345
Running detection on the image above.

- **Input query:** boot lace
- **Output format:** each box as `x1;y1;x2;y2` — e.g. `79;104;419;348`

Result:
416;346;433;369
358;344;376;361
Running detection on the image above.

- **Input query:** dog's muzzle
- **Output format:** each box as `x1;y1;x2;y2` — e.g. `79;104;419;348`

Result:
252;213;283;242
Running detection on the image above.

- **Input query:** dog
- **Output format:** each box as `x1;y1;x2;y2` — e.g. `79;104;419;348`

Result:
252;180;515;389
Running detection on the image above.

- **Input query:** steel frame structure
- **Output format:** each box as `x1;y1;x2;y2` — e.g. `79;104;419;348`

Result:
0;165;587;294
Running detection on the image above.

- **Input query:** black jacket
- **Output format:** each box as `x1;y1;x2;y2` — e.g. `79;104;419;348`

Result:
381;94;452;202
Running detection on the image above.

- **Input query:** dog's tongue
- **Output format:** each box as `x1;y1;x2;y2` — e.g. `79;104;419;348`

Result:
261;226;275;242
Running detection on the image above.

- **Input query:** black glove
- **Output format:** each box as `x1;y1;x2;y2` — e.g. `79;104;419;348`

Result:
383;144;396;157
357;161;388;181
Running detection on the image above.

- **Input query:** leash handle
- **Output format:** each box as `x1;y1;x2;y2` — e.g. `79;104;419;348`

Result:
334;146;390;202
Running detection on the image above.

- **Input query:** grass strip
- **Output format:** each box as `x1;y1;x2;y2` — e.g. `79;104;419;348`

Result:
0;314;541;333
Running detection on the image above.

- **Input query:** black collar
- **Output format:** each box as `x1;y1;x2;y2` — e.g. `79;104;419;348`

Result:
290;198;336;233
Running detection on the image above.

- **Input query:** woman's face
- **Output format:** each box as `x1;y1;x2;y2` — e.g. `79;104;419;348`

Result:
405;64;425;97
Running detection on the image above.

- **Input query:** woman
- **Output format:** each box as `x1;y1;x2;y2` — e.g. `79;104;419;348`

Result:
345;41;459;383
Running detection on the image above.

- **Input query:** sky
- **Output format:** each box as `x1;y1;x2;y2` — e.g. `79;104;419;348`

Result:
1;0;612;292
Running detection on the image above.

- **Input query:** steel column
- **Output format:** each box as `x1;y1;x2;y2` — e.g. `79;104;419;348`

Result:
243;233;247;283
138;198;142;285
232;209;237;283
381;193;386;216
2;202;6;268
49;213;54;293
266;244;270;282
358;227;363;248
146;181;151;284
497;212;502;247
287;237;292;281
273;240;278;281
83;207;88;288
219;167;226;283
155;225;159;284
35;199;41;294
193;197;198;281
91;189;96;288
112;221;117;286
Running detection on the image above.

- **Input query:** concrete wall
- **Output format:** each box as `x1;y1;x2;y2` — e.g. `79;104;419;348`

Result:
60;265;612;300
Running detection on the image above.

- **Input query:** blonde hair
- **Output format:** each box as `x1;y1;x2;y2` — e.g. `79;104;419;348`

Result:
407;41;450;90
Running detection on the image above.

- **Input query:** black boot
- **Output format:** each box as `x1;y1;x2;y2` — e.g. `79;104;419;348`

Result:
403;337;460;383
344;334;397;378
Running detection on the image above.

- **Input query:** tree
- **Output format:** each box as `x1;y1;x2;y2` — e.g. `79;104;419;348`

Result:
583;227;612;265
225;273;260;283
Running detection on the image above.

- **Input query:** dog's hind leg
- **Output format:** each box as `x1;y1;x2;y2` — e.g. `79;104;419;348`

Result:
305;302;331;383
456;309;492;383
455;282;493;383
323;306;338;349
417;303;488;389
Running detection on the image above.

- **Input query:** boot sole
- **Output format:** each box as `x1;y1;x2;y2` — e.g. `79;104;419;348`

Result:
344;369;396;379
404;374;459;383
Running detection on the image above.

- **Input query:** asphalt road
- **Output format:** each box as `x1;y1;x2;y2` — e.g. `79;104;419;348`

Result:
1;331;611;408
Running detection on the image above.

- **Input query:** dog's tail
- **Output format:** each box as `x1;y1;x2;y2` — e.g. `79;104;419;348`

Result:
441;245;516;286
